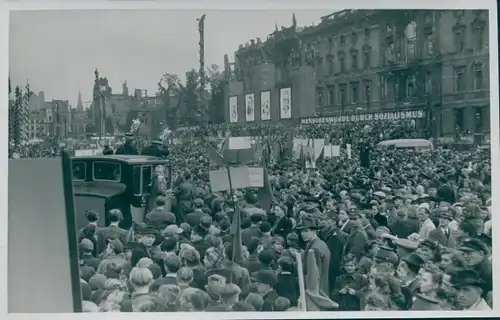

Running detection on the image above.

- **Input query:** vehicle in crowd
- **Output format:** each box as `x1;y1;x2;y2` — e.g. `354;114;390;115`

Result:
71;155;172;230
377;138;434;151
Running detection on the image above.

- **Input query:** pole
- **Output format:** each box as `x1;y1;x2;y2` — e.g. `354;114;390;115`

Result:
295;251;307;311
198;14;206;125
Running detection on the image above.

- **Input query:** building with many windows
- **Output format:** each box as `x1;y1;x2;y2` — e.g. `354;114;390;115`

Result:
231;9;489;136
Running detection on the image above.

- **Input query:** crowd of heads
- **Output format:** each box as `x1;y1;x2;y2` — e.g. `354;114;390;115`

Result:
59;120;494;312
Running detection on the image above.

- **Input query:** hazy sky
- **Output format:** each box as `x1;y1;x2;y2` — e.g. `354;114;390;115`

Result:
9;9;332;106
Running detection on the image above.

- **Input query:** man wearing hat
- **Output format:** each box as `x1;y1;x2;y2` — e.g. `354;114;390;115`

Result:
130;226;156;267
142;138;169;158
451;269;491;310
458;239;492;295
296;214;331;295
343;211;368;261
145;196;176;231
102;141;114;155
428;210;457;248
252;270;279;311
115;132;138;155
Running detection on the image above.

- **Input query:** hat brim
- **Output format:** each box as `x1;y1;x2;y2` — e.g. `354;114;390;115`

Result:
452;280;485;288
458;246;476;252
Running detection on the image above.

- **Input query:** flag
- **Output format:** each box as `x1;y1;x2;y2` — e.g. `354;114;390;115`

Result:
206;142;227;167
299;145;306;169
257;148;273;211
231;207;244;264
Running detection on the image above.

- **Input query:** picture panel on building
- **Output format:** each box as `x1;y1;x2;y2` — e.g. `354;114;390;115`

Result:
245;93;255;122
229;96;238;123
261;91;271;121
280;87;292;119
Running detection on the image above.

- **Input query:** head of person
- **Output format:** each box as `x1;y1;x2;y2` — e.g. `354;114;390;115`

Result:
458;238;489;268
416;239;439;262
259;221;272;235
140;227;157;247
364;292;389;311
372;246;399;276
155;196;167;209
158;284;181;307
129;267;154;292
180;247;201;267
244;292;264;311
219;283;241;308
252;270;277;295
297;215;319;242
176;267;194;288
190;225;208;242
438;267;457;298
342;253;358;274
274;297;291;311
348;211;363;229
164;254;181;274
418;263;443;296
451;269;485;309
396;253;424;281
108;209;123;224
85;210;99;224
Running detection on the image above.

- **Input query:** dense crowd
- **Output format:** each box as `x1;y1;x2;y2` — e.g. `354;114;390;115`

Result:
38;120;492;312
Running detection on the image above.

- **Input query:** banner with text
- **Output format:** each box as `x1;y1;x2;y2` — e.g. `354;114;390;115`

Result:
300;110;426;125
261;91;271;121
245;93;255;122
229;96;238;123
280;87;292;119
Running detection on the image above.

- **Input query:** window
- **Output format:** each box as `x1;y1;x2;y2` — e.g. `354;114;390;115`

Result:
364;80;372;104
328;56;335;75
351;50;358;70
316;87;324;106
340;35;346;47
454;108;464;130
363;28;370;41
351;82;359;104
132;166;141;195
339;55;345;73
93;161;121;181
473;63;484;90
380;76;388;99
142;166;153;194
454;67;466;92
425;34;434;56
424;12;433;23
72;161;86;181
363;49;371;68
339;84;346;106
328;37;334;49
474;26;485;50
406;75;417;97
351;33;358;46
454;28;465;52
475;108;483;132
327;86;335;105
425;71;433;95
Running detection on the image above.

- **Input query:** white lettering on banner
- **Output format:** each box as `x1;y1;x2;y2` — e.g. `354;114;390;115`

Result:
300;110;425;125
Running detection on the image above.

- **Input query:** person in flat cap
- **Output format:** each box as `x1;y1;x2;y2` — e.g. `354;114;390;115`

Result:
296;214;331;295
411;293;442;310
458;238;492;295
130;226;157;268
217;283;241;310
252;270;279;311
372;246;399;276
428;210;457;248
115;132;138;155
343;211;369;262
102;140;114;155
415;239;439;262
451;269;491;310
145;196;177;231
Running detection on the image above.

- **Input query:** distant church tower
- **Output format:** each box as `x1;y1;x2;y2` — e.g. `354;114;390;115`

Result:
76;91;84;111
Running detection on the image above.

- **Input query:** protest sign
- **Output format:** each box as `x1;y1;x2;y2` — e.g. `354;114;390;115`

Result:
209;166;264;192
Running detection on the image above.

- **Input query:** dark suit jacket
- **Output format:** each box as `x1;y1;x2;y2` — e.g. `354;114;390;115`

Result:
145;208;176;231
275;272;300;307
344;228;368;261
390;218;421;239
115;142;138;155
184;210;210;227
428;227;457;248
240;254;262;275
95;225;129;253
241;225;261;247
262;290;280;311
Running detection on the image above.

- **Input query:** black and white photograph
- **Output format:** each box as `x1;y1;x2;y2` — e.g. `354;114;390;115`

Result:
5;0;499;315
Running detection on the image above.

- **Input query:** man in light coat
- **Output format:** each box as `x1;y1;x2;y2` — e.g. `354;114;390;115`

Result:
297;214;331;295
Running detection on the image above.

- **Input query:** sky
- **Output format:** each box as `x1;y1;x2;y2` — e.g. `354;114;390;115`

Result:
9;9;333;107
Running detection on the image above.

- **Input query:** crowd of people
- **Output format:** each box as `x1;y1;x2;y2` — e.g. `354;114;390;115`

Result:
23;119;492;312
